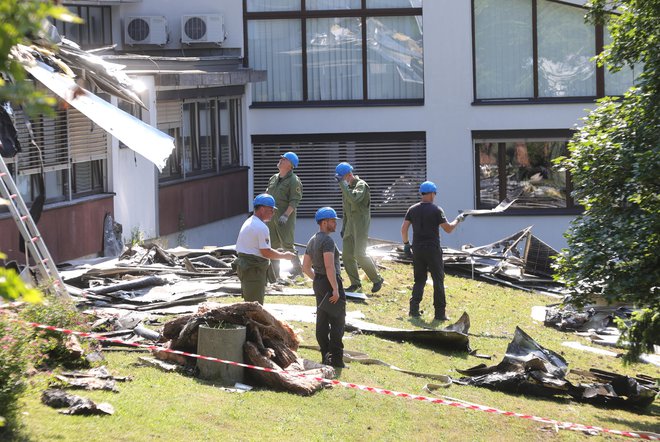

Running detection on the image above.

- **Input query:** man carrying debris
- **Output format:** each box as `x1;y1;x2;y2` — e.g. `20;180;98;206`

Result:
334;162;384;293
266;151;303;278
235;194;297;304
400;181;467;321
302;207;346;368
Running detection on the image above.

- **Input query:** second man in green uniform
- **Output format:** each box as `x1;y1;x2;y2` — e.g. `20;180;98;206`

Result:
266;151;303;277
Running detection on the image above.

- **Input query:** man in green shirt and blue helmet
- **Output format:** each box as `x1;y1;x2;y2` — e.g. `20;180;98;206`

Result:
334;162;384;293
266;151;303;278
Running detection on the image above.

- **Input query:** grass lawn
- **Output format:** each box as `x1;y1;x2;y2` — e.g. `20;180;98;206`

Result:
15;262;659;441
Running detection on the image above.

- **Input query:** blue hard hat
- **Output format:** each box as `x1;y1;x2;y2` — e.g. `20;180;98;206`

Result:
253;193;276;208
315;206;338;223
281;151;299;168
419;181;437;194
335;162;353;178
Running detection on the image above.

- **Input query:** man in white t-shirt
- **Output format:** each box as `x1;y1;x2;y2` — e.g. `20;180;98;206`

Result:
235;193;296;304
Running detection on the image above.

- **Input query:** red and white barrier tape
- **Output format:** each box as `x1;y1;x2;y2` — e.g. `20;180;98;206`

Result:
23;321;659;440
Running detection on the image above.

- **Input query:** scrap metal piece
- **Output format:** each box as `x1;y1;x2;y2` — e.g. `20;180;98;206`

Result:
346;312;471;352
41;389;114;415
457;327;658;409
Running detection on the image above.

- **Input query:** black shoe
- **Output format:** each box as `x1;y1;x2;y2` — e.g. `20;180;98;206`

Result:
345;284;362;292
329;355;345;368
434;315;450;321
371;279;383;293
409;310;421;317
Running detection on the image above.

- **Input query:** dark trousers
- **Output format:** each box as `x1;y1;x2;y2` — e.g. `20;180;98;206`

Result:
313;274;345;363
410;246;446;315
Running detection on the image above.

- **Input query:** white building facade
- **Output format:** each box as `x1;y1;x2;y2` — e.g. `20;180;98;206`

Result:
0;0;638;263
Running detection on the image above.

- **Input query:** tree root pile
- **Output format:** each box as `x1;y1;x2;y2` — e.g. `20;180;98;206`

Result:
158;302;334;395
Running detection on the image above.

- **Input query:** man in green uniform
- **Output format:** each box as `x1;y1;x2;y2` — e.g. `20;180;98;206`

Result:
335;162;384;293
266;151;303;278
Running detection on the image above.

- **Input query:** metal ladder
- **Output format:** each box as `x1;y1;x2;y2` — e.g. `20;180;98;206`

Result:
0;156;68;297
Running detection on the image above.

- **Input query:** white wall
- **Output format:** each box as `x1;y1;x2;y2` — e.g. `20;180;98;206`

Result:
247;0;593;251
109;76;159;243
159;214;247;249
116;0;244;52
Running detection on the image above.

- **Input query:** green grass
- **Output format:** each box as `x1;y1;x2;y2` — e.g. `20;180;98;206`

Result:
14;262;660;441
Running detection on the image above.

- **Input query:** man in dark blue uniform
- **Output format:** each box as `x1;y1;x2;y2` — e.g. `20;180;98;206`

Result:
400;181;467;321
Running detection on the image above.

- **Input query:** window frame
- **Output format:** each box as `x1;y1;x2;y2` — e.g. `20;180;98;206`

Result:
243;1;424;107
158;97;244;184
472;129;581;215
53;5;113;49
471;0;631;105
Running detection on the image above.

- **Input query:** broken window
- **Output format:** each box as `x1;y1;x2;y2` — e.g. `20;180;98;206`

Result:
473;130;579;212
246;2;423;104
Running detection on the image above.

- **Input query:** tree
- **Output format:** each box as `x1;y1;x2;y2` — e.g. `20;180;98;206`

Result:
0;0;80;115
554;0;659;362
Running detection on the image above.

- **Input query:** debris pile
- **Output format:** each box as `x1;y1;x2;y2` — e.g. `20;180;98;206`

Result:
372;226;565;296
455;327;658;409
159;302;334;395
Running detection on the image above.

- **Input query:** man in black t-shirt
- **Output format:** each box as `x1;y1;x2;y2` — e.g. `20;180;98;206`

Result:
302;207;346;368
400;181;467;321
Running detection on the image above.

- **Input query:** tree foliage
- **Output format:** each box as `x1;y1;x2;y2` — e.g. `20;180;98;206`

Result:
0;0;80;115
555;0;659;362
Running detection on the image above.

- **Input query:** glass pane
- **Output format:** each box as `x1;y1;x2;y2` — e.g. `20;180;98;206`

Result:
603;28;641;96
366;0;422;7
88;7;105;46
538;0;596;97
366;15;423;99
506;141;567;208
477;142;500;208
307;17;363;100
248;20;303;102
247;0;300;12
307;0;360;9
197;102;216;173
474;0;533;99
182;104;193;173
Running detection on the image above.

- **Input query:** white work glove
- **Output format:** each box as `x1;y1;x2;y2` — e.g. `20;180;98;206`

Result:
456;213;467;223
278;214;289;225
334;174;342;183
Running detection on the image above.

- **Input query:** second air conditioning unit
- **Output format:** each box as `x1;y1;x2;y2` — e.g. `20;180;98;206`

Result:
125;16;169;45
181;14;225;45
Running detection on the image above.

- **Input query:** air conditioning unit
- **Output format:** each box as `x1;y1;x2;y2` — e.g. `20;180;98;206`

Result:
181;14;225;45
125;16;169;46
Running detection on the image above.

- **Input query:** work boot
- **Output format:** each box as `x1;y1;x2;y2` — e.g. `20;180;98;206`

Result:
329;354;345;368
434;307;450;321
345;283;362;292
371;278;384;293
409;305;421;317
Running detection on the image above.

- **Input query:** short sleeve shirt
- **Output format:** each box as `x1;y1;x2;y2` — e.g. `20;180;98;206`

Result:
236;215;270;257
404;202;448;249
304;232;341;276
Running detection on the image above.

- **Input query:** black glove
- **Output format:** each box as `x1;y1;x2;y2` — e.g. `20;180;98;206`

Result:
403;242;412;257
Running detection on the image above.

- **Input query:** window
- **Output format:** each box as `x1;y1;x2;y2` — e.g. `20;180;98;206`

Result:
474;130;578;212
245;2;423;104
158;98;243;183
53;5;112;49
252;132;426;216
4;101;108;205
473;0;638;102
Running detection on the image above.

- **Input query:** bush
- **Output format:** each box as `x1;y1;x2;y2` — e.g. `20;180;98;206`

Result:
0;313;42;432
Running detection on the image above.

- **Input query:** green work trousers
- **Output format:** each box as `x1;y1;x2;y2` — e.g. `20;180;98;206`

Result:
342;233;381;286
236;253;270;304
